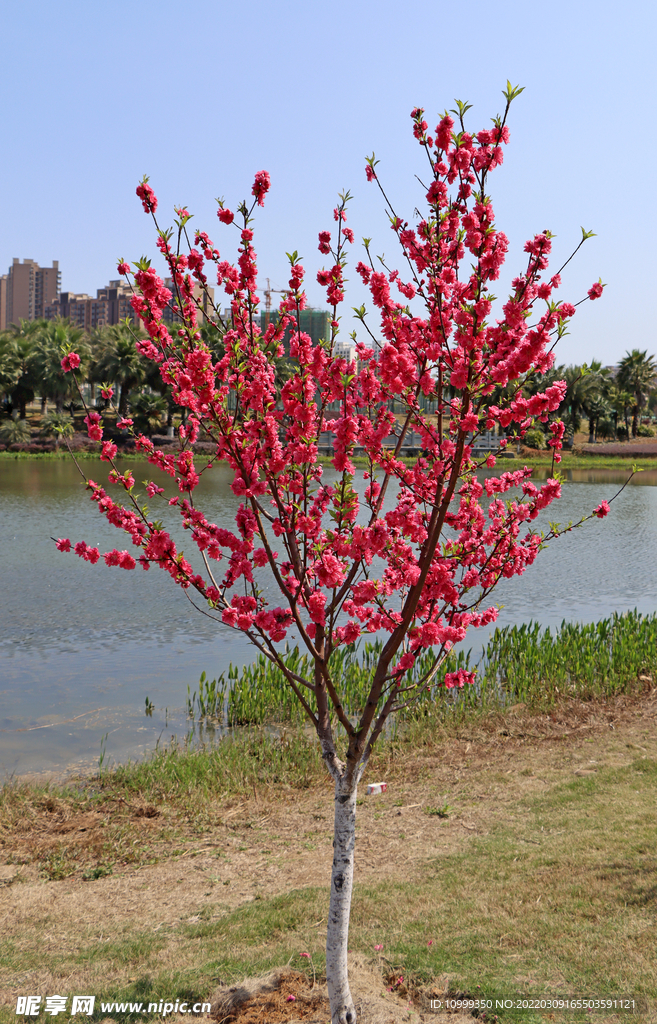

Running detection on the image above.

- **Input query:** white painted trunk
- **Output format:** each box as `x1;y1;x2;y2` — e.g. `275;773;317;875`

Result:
326;777;358;1024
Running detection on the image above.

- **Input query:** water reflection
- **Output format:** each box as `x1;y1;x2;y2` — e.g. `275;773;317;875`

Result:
531;466;657;486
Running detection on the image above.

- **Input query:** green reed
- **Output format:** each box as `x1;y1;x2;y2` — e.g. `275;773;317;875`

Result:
186;611;657;728
187;641;482;727
481;609;657;707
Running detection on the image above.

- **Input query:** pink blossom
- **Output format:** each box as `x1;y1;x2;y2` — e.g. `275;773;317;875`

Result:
252;170;271;206
557;302;576;321
117;261;130;276
61;352;80;373
308;590;327;625
84;411;103;442
588;282;604;300
318;230;332;254
217;207;234;225
55;538;71;552
316;552;345;588
253;548;268;567
136;180;157;214
444;670;476;689
593;500;610;518
101;441;118;462
435;114;453;150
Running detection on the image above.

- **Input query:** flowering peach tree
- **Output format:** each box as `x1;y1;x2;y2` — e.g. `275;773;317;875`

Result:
56;84;610;1023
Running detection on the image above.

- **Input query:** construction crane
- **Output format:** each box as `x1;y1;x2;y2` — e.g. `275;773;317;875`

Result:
258;278;289;329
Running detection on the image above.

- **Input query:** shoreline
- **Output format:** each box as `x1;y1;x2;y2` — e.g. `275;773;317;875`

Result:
3;446;657;471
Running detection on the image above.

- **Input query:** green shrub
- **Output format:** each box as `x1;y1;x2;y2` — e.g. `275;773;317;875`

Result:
0;417;31;443
523;426;546;449
40;412;74;445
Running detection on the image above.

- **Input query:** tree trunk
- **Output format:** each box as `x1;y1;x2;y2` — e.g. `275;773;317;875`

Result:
41;397;48;415
327;776;358;1024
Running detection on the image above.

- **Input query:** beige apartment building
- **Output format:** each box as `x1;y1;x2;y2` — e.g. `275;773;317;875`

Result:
0;258;216;333
162;278;215;325
44;280;138;330
0;258;61;330
45;278;215;331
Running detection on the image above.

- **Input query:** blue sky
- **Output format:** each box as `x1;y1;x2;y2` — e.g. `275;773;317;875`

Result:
2;0;655;366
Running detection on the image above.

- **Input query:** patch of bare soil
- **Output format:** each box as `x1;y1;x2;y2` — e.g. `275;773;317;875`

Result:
211;968;328;1022
208;960;474;1024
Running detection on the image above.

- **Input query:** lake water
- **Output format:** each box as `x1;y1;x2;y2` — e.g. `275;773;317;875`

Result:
2;458;656;778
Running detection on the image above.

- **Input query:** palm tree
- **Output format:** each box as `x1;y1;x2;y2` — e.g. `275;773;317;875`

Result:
617;349;657;438
40;411;75;448
580;361;612;443
607;384;634;439
0;336;22;410
92;323;146;415
28;319;88;414
0;320;43;418
142;352;176;428
561;365;597;443
129;390;167;435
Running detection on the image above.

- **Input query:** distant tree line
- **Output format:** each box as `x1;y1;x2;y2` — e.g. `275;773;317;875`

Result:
521;351;657;447
0;317;226;445
1;316;656;448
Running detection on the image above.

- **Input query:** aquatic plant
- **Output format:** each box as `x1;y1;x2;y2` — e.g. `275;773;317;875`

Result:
187;612;656;729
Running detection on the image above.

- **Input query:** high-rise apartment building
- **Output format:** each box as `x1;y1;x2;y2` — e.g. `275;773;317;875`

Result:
95;280;138;325
261;307;331;355
0;258;61;329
